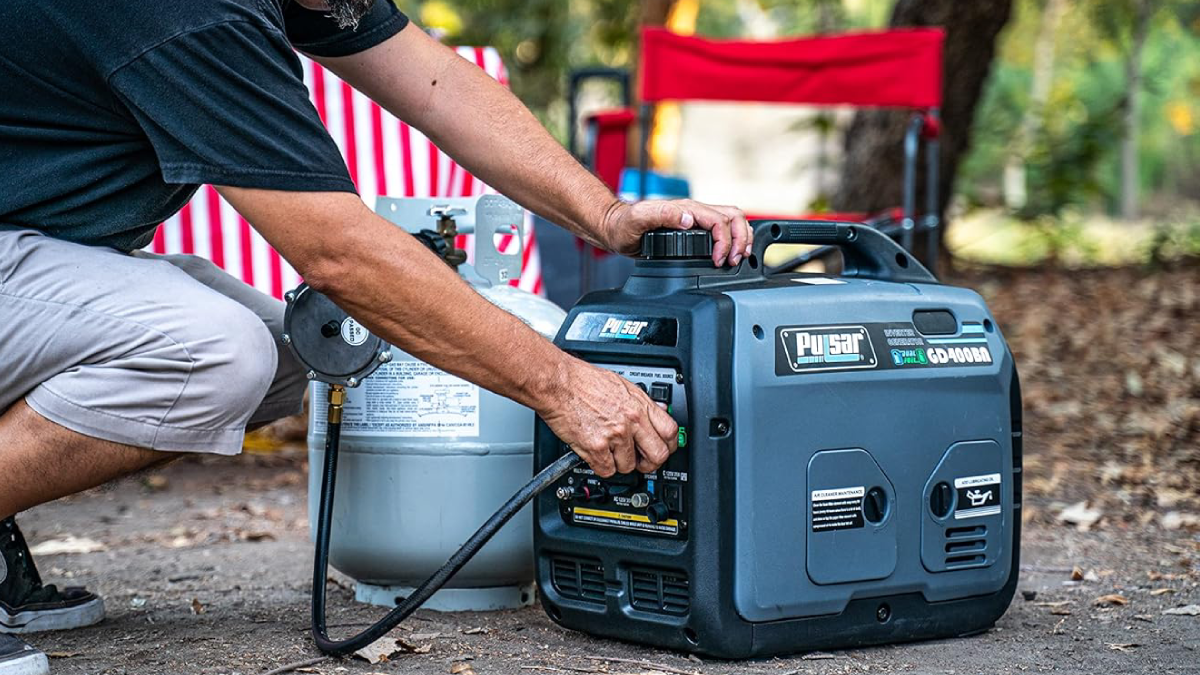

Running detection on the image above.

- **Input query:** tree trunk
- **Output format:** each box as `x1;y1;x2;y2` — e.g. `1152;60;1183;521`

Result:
1120;0;1153;220
1003;0;1067;211
834;0;1013;267
640;0;678;28
631;0;679;167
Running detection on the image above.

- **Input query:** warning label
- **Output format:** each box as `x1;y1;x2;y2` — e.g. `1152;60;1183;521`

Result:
313;360;480;437
811;486;865;532
572;507;680;536
954;473;1002;519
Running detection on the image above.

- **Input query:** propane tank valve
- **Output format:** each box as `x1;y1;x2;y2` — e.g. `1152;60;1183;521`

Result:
426;205;468;269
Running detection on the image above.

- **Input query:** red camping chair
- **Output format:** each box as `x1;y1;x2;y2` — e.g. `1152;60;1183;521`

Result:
586;27;945;273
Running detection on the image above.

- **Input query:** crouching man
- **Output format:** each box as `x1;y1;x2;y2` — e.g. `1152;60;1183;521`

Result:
0;0;751;671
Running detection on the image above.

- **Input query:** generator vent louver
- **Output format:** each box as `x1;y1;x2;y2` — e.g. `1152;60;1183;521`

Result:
629;567;690;614
944;525;988;567
550;556;606;603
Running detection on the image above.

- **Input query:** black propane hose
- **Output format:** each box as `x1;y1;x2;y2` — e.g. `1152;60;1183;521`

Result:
311;386;583;656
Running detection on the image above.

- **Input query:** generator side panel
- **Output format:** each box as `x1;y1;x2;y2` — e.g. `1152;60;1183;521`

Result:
727;280;1019;635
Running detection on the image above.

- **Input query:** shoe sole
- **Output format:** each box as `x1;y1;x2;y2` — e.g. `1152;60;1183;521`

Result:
0;597;105;634
0;650;49;675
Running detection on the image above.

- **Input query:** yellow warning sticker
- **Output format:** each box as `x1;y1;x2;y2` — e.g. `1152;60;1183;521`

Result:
572;507;680;535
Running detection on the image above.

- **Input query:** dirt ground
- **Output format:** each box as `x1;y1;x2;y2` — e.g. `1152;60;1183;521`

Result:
17;264;1200;675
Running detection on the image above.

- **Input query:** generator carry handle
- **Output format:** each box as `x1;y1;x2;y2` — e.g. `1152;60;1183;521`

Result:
748;219;937;284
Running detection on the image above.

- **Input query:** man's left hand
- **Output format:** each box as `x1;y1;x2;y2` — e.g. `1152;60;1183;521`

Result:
600;199;753;267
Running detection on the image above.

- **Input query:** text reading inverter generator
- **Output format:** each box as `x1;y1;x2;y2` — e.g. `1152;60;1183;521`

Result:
533;221;1021;658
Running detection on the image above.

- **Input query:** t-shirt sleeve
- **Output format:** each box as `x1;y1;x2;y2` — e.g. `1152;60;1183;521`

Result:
108;20;356;193
284;1;409;58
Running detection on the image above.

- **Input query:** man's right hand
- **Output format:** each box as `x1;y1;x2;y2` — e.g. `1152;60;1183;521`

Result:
539;359;679;478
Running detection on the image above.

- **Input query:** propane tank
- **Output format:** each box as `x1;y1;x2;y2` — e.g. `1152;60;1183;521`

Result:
308;195;566;611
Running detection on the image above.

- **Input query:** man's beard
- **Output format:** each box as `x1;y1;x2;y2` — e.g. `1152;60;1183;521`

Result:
327;0;375;29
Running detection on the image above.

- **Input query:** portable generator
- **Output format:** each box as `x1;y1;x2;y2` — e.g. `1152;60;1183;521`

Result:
533;220;1022;658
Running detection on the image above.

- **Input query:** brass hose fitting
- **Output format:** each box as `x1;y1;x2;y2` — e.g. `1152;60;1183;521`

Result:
327;385;346;425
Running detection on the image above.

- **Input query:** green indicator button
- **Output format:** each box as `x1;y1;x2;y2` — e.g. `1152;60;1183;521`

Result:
677;427;688;448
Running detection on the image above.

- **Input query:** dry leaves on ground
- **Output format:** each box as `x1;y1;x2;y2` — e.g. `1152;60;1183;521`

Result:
353;636;433;664
28;536;107;555
965;266;1200;525
1059;502;1103;531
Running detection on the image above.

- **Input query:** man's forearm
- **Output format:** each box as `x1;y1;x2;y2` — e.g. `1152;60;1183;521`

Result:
217;187;571;416
313;26;619;248
220;185;679;477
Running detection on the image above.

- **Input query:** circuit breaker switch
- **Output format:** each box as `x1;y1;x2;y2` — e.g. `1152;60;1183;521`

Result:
649;382;672;404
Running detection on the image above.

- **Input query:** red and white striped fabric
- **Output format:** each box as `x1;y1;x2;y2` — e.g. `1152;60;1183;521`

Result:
149;46;544;299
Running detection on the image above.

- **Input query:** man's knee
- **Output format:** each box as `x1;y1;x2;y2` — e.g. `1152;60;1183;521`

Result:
178;295;278;425
153;252;219;275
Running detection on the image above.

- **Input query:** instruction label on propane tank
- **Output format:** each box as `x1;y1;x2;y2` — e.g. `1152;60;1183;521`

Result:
313;361;480;437
811;486;865;532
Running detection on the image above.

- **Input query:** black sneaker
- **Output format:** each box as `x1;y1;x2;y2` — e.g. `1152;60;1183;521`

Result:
0;518;104;634
0;634;48;675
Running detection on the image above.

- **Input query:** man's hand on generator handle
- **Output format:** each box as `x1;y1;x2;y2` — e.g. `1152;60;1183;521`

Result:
538;358;679;478
600;199;753;267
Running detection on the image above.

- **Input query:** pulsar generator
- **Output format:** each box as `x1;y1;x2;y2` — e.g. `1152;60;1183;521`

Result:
533;221;1021;658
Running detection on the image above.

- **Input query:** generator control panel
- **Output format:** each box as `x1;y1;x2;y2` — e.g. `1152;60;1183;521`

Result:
552;363;690;539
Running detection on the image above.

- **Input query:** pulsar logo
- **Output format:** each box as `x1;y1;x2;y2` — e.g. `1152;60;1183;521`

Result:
599;318;649;340
796;331;863;358
778;325;877;374
565;313;679;346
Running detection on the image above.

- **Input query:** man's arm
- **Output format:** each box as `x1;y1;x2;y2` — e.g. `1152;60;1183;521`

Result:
217;186;676;477
308;25;752;266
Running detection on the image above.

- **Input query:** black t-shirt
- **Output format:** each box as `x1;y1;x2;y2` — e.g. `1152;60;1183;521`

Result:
0;0;408;251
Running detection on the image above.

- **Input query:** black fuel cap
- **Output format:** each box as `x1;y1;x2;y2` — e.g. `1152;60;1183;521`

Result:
640;229;714;260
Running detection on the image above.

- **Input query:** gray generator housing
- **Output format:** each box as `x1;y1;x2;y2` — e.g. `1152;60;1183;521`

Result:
534;222;1021;658
730;282;1015;620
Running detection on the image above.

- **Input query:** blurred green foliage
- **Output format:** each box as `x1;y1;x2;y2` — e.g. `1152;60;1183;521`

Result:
1146;214;1200;264
392;0;1199;225
960;0;1200;217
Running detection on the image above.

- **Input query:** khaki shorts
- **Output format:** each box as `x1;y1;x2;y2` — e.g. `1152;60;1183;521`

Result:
0;229;306;455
